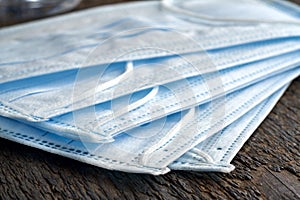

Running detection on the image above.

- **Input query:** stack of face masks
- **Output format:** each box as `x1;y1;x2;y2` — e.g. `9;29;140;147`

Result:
0;0;299;175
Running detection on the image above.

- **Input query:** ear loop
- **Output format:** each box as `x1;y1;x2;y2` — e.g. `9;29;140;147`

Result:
95;61;134;92
139;107;196;166
161;0;300;25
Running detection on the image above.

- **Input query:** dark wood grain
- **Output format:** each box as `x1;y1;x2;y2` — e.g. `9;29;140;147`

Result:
0;1;299;199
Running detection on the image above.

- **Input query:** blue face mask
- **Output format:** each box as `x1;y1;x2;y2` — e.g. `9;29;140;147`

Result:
0;0;300;84
170;83;289;172
133;68;300;169
0;0;299;175
19;51;300;142
0;38;299;122
0;0;300;123
0;69;296;175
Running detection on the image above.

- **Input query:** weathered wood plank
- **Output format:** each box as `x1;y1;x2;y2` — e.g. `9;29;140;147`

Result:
0;1;299;199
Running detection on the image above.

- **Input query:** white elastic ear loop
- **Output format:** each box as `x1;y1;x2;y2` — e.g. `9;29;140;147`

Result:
140;107;196;166
186;149;214;163
111;86;159;118
161;0;300;25
95;61;134;92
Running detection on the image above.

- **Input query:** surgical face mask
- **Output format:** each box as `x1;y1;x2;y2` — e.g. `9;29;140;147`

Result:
0;0;298;175
1;1;300;84
170;83;288;172
27;51;300;141
92;52;299;140
0;70;294;175
0;62;135;121
132;68;300;169
1;39;299;122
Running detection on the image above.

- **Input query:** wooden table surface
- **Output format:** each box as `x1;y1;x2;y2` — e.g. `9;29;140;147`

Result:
0;1;299;199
